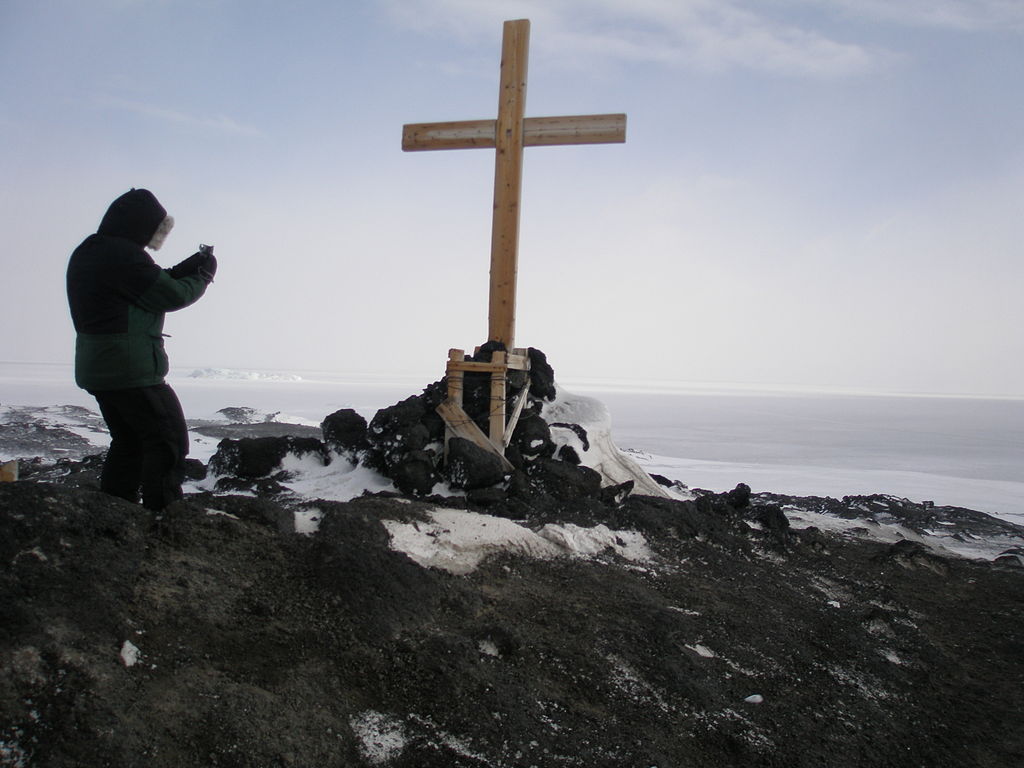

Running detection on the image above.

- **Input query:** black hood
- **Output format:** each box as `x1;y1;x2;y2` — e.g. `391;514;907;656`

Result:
97;188;168;246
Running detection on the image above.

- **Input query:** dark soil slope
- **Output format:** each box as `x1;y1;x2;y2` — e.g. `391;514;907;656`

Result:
2;480;1023;768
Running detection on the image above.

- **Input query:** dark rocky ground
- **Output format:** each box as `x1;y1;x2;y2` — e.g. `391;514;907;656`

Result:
3;350;1024;767
3;450;1023;767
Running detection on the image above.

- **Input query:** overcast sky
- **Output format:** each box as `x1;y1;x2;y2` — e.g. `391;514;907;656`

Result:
2;0;1022;396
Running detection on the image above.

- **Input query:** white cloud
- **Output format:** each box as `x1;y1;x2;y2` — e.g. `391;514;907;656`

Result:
96;96;264;138
808;0;1024;32
381;0;879;77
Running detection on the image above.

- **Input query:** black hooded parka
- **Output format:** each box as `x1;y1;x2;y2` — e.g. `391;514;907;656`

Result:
66;189;208;390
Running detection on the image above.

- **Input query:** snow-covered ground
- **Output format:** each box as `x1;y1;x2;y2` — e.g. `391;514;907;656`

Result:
2;361;1022;531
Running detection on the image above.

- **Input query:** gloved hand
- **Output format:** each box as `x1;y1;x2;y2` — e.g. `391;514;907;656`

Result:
166;251;207;280
167;251;217;282
197;253;217;283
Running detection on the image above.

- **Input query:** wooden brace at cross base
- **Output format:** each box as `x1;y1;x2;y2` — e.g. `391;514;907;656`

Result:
437;348;531;471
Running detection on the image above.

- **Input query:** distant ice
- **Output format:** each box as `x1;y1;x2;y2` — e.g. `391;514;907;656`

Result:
626;450;1024;528
189;368;303;382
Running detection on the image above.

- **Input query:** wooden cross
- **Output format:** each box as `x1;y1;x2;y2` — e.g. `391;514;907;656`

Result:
403;18;626;464
402;18;626;351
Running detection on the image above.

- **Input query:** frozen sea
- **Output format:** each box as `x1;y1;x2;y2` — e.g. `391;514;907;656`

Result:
2;361;1022;526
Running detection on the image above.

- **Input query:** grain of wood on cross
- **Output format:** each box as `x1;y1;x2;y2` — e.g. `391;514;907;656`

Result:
403;18;626;351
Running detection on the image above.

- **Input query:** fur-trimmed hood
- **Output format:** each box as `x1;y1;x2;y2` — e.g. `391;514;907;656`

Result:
97;188;169;247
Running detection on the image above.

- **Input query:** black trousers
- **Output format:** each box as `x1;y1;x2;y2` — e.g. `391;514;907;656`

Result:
91;383;189;511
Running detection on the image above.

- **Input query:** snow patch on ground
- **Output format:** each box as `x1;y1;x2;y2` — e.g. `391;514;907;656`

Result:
187;433;222;464
188;450;397;503
687;644;717;658
349;711;407;765
293;506;323;536
279;454;396;502
536;522;652;562
383;508;653;575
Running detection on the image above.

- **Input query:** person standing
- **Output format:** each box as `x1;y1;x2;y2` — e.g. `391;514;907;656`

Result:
66;188;217;510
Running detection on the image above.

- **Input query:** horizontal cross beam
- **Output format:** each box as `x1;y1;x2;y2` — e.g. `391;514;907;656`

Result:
403;113;626;152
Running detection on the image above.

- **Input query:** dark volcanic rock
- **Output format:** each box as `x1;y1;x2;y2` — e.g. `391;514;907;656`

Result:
755;503;791;533
320;408;369;459
388;449;437;496
208;435;329;479
556;443;582;465
359;384;451;496
727;482;752;509
182;457;206;481
616;493;733;541
445;437;508;490
599;479;634;506
471;340;506;363
527;347;556;401
366;395;431;464
526;457;602;501
509;413;555;460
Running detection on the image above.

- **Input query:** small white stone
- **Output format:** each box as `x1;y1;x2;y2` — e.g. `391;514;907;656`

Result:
120;640;141;667
744;694;764;704
478;640;500;657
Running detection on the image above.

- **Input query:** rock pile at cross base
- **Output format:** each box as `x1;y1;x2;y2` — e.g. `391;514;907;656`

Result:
2;349;1024;767
208;346;643;511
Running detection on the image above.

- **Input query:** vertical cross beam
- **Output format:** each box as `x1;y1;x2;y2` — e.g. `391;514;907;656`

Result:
489;19;530;351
